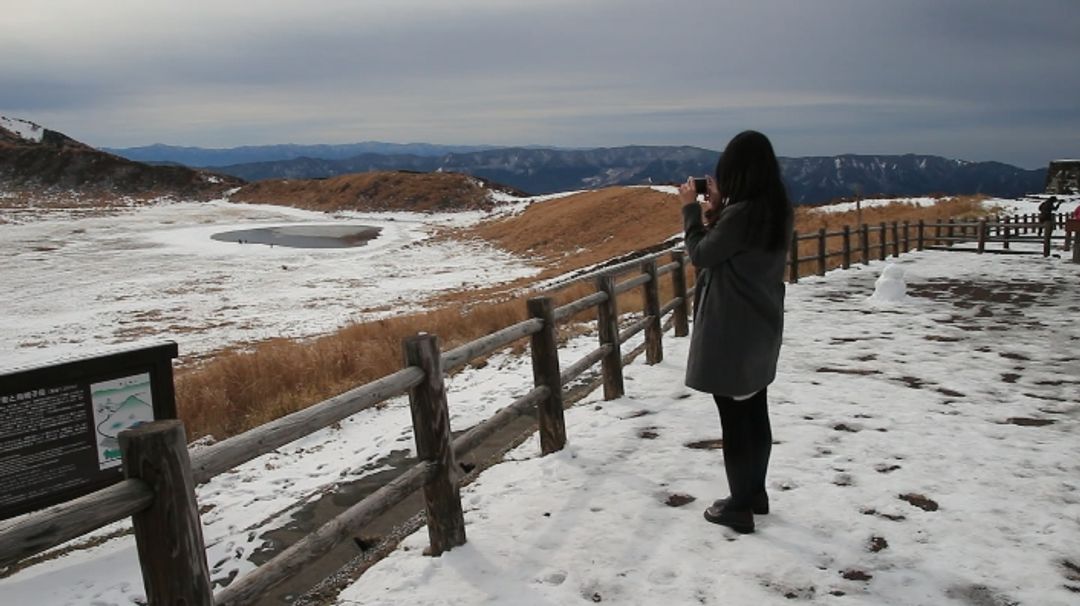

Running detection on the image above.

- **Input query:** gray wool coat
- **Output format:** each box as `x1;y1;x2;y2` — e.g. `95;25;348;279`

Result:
682;200;790;396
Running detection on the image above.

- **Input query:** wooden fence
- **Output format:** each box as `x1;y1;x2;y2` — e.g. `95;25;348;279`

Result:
786;212;1076;283
1;210;1072;605
0;249;693;605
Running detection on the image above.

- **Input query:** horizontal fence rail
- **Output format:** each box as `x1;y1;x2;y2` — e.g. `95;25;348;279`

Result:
0;479;154;569
215;460;438;606
190;366;426;483
441;318;544;372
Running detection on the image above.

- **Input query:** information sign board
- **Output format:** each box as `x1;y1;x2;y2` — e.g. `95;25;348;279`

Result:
0;343;178;521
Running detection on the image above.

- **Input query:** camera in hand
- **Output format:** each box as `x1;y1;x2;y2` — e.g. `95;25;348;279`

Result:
693;178;708;195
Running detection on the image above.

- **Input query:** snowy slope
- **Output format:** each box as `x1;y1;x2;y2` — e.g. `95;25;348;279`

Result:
0;198;540;370
0;116;45;143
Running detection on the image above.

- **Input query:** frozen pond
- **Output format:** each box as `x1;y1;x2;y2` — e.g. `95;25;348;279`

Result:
210;224;381;248
0;199;540;370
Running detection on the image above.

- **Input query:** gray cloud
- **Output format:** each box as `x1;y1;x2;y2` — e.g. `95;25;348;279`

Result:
1;0;1077;168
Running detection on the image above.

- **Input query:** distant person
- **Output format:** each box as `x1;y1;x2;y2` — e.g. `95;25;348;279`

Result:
1039;196;1062;234
676;130;794;534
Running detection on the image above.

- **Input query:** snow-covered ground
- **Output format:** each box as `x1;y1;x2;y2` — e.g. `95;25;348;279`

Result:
0;116;44;143
809;196;939;214
334;243;1080;606
2;205;1078;604
0;198;540;370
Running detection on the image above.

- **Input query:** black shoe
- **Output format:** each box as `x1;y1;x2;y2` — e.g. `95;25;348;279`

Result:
710;492;769;515
703;504;754;533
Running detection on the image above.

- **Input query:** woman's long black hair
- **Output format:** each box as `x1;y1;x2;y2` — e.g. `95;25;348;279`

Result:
714;130;792;251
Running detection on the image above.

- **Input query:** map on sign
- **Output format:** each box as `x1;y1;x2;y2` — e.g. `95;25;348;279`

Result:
90;373;153;469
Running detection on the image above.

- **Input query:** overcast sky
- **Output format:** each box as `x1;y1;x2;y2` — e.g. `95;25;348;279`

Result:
2;0;1077;168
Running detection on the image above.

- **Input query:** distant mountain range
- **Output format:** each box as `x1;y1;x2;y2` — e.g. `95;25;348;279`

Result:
107;143;1045;205
4;118;1048;205
102;142;503;166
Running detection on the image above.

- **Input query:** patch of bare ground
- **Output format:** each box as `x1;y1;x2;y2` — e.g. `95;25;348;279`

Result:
664;493;695;507
867;536;888;552
817;366;880;376
1062;560;1080;592
685;439;723;450
1003;417;1055;427
860;507;906;522
944;584;1019;606
899;493;939;511
840;569;873;581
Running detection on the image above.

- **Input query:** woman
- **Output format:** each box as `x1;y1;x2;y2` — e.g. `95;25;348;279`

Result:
676;130;793;534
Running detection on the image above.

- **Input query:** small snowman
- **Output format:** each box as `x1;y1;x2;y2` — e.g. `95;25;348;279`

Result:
870;263;908;303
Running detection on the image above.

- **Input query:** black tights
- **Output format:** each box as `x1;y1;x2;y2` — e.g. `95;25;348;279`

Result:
713;388;772;511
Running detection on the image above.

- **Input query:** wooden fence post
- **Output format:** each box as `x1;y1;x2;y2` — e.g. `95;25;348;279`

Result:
817;227;827;276
903;220;910;252
841;225;851;269
879;222;887;260
527;297;566;454
404;333;466;556
641;260;663;364
595;275;625;400
1043;223;1052;257
977;219;987;254
119;420;212;606
934;220;942;247
891;221;900;257
860;223;870;264
917;220;925;250
947;218;955;244
789;230;799;283
670;251;689;337
1003;216;1011;249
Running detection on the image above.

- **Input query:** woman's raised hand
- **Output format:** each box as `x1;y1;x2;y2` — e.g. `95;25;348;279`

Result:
677;176;699;205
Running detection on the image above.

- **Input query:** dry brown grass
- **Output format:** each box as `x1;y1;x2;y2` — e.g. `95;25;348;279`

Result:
455;187;682;274
175;279;611;440
231;171;495;213
177;298;525;439
175;189;992;441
